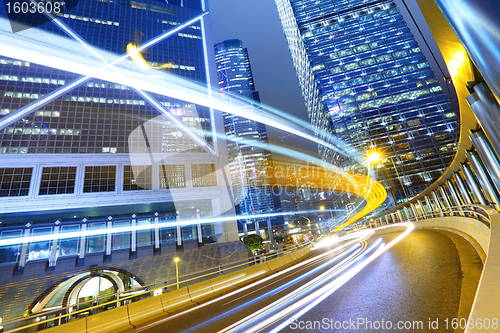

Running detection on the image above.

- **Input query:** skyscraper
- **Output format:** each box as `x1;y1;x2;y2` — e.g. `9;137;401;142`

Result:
0;0;248;325
214;39;275;228
0;0;239;261
275;0;459;204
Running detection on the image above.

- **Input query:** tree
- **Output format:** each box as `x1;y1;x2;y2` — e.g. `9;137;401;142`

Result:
242;234;263;253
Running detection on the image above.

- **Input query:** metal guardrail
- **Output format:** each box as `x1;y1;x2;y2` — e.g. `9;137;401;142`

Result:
369;204;492;229
2;241;311;332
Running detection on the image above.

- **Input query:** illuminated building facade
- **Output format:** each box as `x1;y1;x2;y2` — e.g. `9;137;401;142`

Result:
214;40;275;225
0;0;248;325
0;0;239;267
275;0;459;204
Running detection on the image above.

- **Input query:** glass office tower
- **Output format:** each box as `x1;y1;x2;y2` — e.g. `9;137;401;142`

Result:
276;0;459;204
0;0;238;250
214;39;275;224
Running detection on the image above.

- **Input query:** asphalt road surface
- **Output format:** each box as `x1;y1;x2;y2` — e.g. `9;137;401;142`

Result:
134;228;480;333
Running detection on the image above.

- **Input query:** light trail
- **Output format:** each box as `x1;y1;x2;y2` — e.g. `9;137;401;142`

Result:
38;8;217;155
131;229;375;332
219;239;383;333
182;243;362;333
133;88;215;154
0;12;208;130
218;223;414;333
0;17;365;171
0;211;317;247
0;8;385;228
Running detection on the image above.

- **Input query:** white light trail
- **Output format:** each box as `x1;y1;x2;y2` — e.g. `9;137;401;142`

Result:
0;11;208;131
218;223;414;333
0;17;364;173
30;9;217;155
127;230;375;332
134;89;215;154
0;211;304;247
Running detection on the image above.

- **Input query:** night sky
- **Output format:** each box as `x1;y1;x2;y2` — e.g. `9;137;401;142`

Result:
208;0;319;156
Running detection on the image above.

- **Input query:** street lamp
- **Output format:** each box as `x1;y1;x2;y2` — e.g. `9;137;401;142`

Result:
366;149;409;201
367;152;380;164
319;205;334;221
174;257;180;289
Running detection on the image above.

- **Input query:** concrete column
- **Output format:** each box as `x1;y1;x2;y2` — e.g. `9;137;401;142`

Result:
461;163;487;205
255;221;260;237
243;223;248;237
384;215;389;225
176;211;182;246
470;131;500;196
267;218;274;243
404;206;411;220
454;173;472;205
79;221;87;259
154;214;160;249
19;226;30;267
196;209;202;244
397;210;403;221
439;186;452;210
467;150;500;208
49;223;60;267
131;216;137;252
467;82;500;158
106;221;112;255
447;180;464;216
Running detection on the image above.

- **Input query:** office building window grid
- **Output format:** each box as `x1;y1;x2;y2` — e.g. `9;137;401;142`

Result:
83;165;116;193
0;167;33;197
123;165;152;191
277;0;459;202
39;166;77;195
214;40;275;217
0;0;211;154
192;164;217;187
159;164;186;189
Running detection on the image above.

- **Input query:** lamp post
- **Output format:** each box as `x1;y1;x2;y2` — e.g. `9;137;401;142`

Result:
174;257;180;289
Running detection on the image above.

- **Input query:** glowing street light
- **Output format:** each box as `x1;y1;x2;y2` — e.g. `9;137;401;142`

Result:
319;206;325;211
174;257;180;289
367;151;380;163
367;149;409;201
